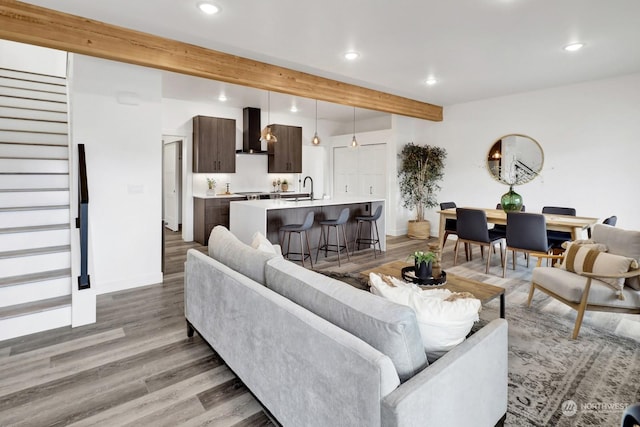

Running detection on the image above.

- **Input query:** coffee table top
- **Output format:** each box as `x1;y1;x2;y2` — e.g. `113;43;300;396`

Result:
360;260;505;305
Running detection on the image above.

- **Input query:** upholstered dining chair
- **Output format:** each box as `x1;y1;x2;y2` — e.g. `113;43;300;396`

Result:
542;206;576;249
492;203;525;238
528;224;640;339
588;215;617;239
454;208;505;274
502;212;553;278
439;202;458;249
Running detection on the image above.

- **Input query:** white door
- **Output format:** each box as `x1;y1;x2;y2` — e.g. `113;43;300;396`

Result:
333;146;359;196
163;141;181;231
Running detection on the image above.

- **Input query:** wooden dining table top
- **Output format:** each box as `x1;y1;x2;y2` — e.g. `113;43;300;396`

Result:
437;207;599;244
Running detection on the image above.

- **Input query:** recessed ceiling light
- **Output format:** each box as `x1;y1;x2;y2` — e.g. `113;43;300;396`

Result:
425;78;437;86
344;51;360;61
218;94;227;102
564;42;584;52
290;106;298;113
198;2;220;15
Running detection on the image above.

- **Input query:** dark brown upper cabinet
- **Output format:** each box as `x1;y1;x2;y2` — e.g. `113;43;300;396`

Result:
267;124;302;173
192;115;236;173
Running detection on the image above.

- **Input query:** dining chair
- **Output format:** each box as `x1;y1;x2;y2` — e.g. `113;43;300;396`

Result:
542;206;576;249
492;203;525;238
454;208;505;274
587;215;617;239
502;212;554;277
439;202;458;248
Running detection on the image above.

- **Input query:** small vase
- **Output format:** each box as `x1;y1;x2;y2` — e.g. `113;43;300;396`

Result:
501;185;523;212
415;260;432;280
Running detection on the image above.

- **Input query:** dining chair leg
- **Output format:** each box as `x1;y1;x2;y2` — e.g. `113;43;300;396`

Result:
484;243;491;274
454;240;460;266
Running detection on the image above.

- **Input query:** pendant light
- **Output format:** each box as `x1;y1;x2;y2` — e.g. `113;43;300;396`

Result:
311;100;321;145
350;106;359;149
261;91;277;142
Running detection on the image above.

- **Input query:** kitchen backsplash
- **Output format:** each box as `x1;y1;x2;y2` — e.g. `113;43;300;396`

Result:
193;154;299;195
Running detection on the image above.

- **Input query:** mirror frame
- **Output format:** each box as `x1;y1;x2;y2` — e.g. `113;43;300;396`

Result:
486;134;544;185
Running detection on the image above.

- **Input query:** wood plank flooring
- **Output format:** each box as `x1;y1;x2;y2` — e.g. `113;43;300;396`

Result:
0;228;637;426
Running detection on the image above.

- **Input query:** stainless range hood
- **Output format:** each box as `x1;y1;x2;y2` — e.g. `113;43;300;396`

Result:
238;107;267;154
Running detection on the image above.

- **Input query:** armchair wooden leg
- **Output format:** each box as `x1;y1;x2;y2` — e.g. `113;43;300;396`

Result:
526;283;536;307
572;278;593;339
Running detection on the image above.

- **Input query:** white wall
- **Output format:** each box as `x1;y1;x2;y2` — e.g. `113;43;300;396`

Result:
0;39;66;76
69;55;163;295
422;72;640;234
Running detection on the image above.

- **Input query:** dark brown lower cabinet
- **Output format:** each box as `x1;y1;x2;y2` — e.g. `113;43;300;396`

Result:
193;197;245;245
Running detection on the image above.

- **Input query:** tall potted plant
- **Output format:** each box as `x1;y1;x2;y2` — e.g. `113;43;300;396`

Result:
398;143;447;239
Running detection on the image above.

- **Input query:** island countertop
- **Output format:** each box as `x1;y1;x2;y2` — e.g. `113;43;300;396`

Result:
229;197;386;252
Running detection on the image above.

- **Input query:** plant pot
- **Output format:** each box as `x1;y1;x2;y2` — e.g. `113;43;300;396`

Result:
281;183;288;191
415;260;433;280
407;220;430;240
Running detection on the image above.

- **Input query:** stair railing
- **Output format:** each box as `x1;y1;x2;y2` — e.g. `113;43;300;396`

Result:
76;144;90;289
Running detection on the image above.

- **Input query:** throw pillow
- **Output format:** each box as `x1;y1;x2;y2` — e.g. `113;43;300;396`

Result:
560;242;638;298
369;273;481;362
251;231;278;254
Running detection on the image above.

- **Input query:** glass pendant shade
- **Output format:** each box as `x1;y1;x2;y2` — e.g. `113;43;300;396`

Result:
311;100;321;145
349;107;359;149
261;91;276;142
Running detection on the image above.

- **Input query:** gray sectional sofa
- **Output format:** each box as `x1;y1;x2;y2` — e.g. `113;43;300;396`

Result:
184;226;508;427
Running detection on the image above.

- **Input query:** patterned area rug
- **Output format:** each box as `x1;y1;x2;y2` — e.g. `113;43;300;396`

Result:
320;269;640;426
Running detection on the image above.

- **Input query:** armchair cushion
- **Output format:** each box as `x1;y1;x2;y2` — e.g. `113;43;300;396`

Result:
591;224;640;290
533;267;640;309
559;242;638;296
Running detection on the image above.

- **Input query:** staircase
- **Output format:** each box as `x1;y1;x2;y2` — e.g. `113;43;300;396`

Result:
0;67;72;341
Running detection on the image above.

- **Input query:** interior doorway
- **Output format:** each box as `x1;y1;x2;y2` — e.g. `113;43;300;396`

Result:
163;139;182;231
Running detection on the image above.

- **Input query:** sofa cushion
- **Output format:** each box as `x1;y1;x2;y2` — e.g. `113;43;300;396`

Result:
265;257;428;382
208;226;280;285
592;224;640;290
532;267;640;309
369;273;481;362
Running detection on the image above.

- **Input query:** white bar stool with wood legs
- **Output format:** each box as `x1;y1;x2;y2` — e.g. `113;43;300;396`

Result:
316;207;350;266
279;210;315;268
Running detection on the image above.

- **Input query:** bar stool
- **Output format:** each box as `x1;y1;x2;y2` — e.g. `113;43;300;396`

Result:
279;211;315;268
355;205;383;258
316;207;350;266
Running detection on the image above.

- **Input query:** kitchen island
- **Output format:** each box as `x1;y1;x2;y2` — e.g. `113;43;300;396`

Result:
229;197;386;254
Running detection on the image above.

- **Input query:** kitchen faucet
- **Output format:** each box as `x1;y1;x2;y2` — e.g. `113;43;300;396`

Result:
303;176;314;201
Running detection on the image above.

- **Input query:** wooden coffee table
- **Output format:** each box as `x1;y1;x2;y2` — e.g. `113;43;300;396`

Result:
361;260;506;318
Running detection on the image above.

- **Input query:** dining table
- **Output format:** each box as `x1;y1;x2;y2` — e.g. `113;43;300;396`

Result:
437;207;599;249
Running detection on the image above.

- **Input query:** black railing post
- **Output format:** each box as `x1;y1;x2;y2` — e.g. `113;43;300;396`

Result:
77;144;90;290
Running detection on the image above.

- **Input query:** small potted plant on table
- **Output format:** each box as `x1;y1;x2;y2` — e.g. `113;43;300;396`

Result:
408;250;437;280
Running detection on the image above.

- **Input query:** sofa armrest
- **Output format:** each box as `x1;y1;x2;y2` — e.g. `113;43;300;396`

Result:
381;319;508;427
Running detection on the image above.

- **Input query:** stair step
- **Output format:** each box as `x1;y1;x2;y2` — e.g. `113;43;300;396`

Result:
0;228;70;250
0;189;69;208
0;268;71;288
0;76;67;94
0;106;67;122
0;158;69;174
0;96;68;113
0;68;66;85
0;223;69;234
0;298;72;341
0;188;68;192
0;86;67;103
0;275;71;308
0;204;69;213
0;244;70;259
0;142;68;159
0;130;68;145
0;117;68;134
0;174;69;190
0;207;69;228
0;251;70;277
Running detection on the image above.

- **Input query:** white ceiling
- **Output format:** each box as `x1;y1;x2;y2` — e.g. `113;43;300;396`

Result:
21;0;640;122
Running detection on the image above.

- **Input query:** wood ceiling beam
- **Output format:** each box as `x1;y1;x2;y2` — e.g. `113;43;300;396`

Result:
0;0;443;121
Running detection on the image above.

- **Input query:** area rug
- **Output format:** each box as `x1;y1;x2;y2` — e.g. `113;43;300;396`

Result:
320;269;640;426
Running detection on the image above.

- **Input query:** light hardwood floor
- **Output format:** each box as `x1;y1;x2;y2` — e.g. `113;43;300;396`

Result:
1;229;637;426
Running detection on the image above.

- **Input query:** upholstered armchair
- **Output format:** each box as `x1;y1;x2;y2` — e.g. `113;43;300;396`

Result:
528;224;640;339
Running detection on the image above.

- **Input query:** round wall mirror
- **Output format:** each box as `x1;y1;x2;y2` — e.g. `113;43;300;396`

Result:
487;134;543;185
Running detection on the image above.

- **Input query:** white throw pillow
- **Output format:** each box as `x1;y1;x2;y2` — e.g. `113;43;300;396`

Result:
251;232;278;254
369;273;481;361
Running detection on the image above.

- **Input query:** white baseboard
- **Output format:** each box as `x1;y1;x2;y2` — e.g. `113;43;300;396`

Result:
96;272;164;295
